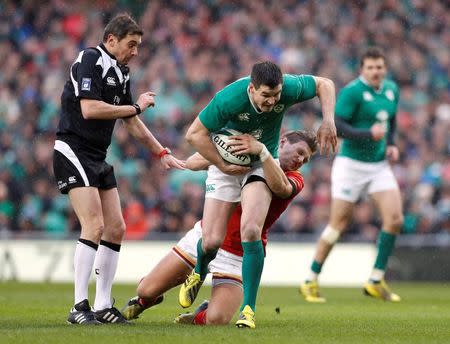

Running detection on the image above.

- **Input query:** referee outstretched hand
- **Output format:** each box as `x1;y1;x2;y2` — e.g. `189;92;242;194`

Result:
160;154;186;170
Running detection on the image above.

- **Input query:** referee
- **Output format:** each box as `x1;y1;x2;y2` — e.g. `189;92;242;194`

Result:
53;13;185;325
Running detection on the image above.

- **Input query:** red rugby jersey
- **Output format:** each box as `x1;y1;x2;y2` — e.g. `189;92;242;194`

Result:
220;171;304;256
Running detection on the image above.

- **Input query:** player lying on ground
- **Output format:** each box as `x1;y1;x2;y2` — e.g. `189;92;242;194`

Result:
121;131;317;326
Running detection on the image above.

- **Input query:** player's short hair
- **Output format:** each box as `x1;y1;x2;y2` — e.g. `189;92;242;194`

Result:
251;61;283;89
103;13;143;42
283;130;318;154
360;47;386;67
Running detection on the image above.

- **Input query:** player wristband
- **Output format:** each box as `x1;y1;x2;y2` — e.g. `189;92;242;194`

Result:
132;103;141;115
259;145;270;162
158;147;172;158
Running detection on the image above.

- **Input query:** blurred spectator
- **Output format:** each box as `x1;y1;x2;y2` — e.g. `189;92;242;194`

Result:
0;0;448;241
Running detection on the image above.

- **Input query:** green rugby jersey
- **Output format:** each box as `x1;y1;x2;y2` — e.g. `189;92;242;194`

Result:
336;77;399;162
198;74;316;158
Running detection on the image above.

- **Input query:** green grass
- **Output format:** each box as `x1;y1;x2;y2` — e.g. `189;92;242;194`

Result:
1;282;449;343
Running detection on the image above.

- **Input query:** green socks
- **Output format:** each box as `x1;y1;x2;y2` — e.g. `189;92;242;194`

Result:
241;240;264;311
194;239;218;280
374;230;397;271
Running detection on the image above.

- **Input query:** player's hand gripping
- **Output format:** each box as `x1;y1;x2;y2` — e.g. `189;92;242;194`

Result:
227;134;264;155
317;119;337;156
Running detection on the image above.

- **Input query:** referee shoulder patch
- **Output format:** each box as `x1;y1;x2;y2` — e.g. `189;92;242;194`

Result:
81;78;91;91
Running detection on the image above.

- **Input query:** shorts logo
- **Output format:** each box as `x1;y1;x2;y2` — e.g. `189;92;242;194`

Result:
81;78;91;91
273;104;284;113
342;188;352;195
107;77;116;86
363;91;373;101
206;184;216;193
58;180;67;190
68;176;77;184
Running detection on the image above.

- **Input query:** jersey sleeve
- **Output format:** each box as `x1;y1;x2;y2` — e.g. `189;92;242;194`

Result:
292;75;317;103
198;94;229;132
76;49;103;100
285;171;304;198
335;86;359;120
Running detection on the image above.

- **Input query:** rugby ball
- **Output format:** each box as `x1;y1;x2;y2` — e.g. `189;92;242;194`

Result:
211;128;252;166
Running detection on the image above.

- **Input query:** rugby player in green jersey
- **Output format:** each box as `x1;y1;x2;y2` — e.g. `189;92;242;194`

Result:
179;61;337;328
301;48;404;303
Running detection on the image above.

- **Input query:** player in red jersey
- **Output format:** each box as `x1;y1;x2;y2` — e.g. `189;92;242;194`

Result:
121;130;317;325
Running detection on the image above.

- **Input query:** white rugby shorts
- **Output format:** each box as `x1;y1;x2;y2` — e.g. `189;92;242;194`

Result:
172;221;243;288
331;156;399;203
204;163;268;202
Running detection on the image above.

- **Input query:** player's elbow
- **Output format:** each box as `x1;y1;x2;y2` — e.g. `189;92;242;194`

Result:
270;184;292;199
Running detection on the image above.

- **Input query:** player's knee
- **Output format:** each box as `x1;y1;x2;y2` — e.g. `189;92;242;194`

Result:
109;219;126;241
385;213;404;232
202;236;222;252
206;311;231;325
240;223;261;242
320;225;341;245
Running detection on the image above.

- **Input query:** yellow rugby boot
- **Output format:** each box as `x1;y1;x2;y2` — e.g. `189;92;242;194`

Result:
235;305;256;329
363;279;401;302
299;280;326;303
179;270;203;308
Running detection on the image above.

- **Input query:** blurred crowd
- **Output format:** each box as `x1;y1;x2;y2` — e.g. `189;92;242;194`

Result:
0;0;448;241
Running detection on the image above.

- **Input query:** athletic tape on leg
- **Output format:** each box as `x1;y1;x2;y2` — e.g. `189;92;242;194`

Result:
320;225;340;244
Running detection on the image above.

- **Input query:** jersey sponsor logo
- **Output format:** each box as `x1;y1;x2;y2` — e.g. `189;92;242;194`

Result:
68;176;77;184
81;78;91;91
107;76;116;86
238;113;250;122
363;91;373;101
273;104;285;113
385;89;395;101
205;184;215;193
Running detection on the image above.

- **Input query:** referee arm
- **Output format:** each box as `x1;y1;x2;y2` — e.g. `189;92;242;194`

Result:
80;91;155;120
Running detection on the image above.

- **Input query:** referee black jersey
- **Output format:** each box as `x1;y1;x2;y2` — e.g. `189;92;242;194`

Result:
57;43;132;156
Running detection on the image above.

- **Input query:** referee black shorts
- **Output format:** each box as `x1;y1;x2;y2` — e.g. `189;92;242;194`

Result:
53;140;117;194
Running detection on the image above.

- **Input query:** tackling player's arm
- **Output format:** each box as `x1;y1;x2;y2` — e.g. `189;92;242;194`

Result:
228;134;293;199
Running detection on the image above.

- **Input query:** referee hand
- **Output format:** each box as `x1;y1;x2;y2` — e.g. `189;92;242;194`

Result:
136;91;156;110
160;154;186;170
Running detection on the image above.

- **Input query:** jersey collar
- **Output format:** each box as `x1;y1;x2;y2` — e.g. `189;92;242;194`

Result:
359;75;384;94
98;43;118;64
247;85;263;114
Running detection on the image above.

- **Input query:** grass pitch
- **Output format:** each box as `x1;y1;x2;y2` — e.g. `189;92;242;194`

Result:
1;282;449;344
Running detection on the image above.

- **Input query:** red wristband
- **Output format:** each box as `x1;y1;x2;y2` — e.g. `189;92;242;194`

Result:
158;147;172;158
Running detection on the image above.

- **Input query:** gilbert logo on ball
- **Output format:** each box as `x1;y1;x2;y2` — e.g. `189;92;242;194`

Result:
211;128;252;166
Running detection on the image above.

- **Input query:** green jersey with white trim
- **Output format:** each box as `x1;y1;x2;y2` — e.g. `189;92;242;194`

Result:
198;74;316;158
336;77;399;162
